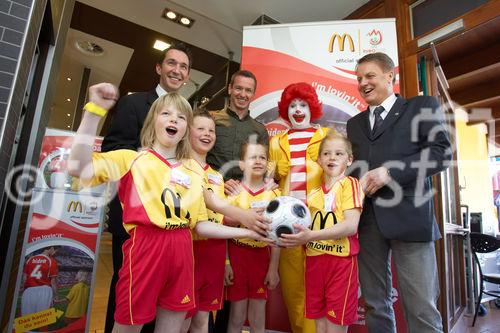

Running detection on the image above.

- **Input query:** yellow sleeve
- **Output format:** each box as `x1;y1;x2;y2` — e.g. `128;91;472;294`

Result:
340;177;364;211
192;187;208;227
89;150;137;186
183;162;209;228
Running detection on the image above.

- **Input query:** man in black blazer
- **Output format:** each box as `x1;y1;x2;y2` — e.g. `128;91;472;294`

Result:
346;52;451;333
101;43;192;333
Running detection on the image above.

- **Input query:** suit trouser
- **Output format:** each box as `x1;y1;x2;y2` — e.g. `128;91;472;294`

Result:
279;247;316;333
357;202;443;333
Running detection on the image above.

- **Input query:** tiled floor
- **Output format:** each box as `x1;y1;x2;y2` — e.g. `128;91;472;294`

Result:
88;232;499;333
89;232;113;333
452;302;500;333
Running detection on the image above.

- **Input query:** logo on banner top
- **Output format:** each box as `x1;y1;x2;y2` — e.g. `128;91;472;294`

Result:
328;33;355;52
67;200;83;213
67;200;98;215
367;29;383;45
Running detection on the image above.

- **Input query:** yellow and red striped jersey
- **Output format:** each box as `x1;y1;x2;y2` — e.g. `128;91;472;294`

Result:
192;162;225;241
90;149;208;233
306;176;363;257
227;184;280;248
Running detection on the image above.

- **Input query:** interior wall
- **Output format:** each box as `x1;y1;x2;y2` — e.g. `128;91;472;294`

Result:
455;109;497;234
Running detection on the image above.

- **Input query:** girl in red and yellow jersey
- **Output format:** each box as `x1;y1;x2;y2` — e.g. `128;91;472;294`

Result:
179;110;224;333
224;141;281;333
69;83;268;333
280;132;364;333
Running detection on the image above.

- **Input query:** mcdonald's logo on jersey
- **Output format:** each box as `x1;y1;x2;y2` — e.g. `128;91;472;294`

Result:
328;33;355;52
67;201;83;213
310;210;338;230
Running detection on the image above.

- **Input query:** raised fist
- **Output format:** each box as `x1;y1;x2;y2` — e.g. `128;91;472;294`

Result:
88;83;119;111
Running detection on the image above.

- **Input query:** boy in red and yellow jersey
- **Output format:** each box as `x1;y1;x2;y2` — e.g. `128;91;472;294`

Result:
225;141;280;333
281;132;363;333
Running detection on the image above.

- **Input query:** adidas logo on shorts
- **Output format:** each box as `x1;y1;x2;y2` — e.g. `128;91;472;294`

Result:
328;310;336;318
257;288;265;294
181;295;191;304
211;299;219;305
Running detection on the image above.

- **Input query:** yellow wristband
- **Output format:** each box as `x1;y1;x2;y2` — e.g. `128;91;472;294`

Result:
84;102;108;117
225;259;231;265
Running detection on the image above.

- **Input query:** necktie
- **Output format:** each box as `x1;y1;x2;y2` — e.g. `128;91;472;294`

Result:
372;106;385;135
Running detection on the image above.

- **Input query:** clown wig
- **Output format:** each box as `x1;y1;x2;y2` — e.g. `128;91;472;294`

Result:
277;82;322;122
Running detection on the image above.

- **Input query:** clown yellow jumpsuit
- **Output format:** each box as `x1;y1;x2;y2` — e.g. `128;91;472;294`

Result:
269;126;330;333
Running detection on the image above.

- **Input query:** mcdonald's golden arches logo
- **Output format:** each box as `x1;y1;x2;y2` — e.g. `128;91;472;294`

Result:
328;33;355;52
67;201;83;213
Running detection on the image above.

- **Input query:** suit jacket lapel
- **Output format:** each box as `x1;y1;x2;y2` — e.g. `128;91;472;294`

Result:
372;96;406;140
147;89;159;107
357;108;372;140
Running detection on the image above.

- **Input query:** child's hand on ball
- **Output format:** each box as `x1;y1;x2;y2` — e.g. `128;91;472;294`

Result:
278;224;312;247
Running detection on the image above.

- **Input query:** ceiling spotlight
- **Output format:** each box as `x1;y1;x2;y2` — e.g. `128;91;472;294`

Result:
67;125;71;128
153;40;171;51
162;8;194;28
66;77;72;81
66;98;71;102
67;113;71;117
165;11;176;19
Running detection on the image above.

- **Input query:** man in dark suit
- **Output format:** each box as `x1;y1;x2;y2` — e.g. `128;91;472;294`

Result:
346;52;451;333
101;43;192;333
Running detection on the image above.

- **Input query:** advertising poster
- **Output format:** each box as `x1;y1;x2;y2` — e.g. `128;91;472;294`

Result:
9;129;106;333
242;19;407;333
242;18;399;136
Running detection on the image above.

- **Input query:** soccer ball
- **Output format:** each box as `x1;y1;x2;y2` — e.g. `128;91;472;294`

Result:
263;196;312;243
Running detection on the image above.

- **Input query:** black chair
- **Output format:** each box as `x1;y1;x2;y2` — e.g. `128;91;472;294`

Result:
469;232;500;326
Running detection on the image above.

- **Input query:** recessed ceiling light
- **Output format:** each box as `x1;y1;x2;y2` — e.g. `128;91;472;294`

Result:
66;98;71;102
165;11;176;19
162;8;194;28
67;113;71;117
153;40;171;51
66;77;72;81
67;125;71;128
183;82;187;85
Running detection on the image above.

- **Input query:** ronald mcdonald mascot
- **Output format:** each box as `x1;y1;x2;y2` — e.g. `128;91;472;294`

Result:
269;82;331;333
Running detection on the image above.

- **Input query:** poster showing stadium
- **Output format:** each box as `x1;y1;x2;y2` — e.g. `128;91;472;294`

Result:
242;18;399;137
9;129;106;333
242;19;407;333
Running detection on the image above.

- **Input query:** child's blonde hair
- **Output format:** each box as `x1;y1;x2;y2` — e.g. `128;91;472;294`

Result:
140;93;193;160
319;130;353;157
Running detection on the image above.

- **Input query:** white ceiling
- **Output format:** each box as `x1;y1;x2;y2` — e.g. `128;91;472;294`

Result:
77;0;370;61
49;0;369;132
49;29;133;131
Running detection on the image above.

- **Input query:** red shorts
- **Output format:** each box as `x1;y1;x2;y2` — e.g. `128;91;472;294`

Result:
186;239;226;318
114;226;195;325
225;241;270;301
305;254;358;326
